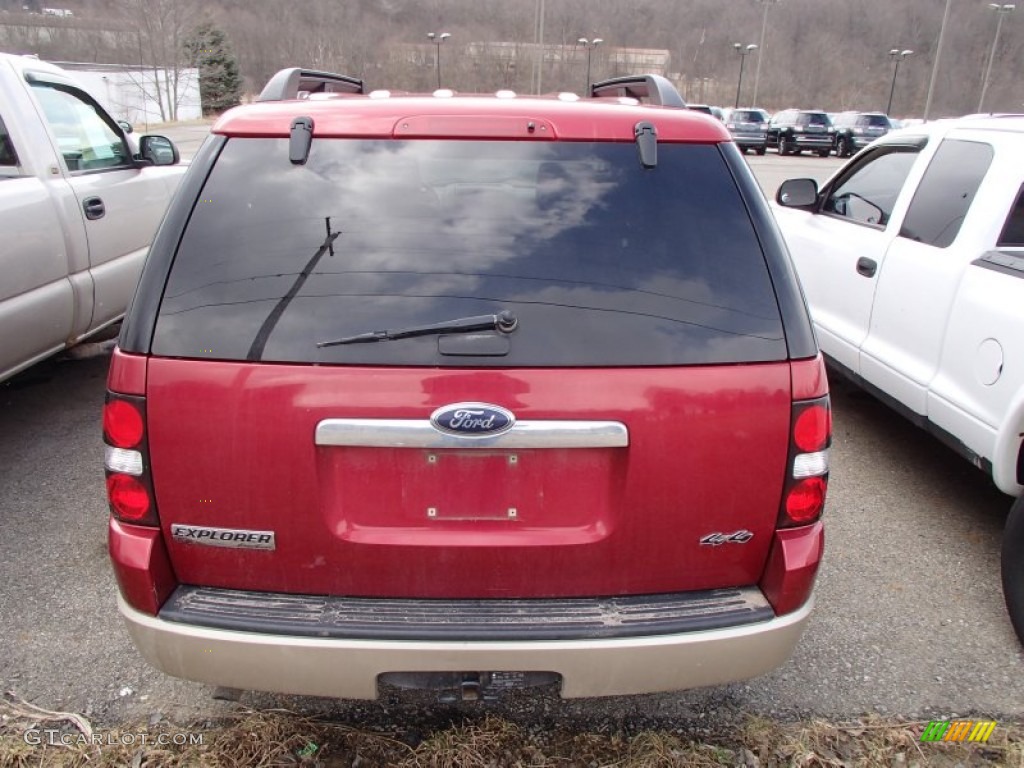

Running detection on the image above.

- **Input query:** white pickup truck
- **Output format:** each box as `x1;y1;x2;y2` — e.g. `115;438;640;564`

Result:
773;115;1024;645
0;53;184;383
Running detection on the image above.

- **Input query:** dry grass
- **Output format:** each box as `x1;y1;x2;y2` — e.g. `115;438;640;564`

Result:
1;693;1020;768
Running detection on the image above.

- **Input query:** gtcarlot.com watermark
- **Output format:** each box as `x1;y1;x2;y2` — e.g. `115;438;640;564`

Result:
24;729;204;747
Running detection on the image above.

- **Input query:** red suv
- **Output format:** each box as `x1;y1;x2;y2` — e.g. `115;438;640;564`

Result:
104;70;829;701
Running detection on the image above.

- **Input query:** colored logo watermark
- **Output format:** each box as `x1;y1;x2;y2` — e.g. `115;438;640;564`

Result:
920;720;997;743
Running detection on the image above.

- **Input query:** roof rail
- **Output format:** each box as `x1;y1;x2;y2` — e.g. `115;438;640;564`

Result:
258;68;365;102
590;75;686;109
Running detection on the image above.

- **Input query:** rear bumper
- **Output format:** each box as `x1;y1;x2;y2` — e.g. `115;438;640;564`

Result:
792;135;833;148
731;133;767;148
851;135;879;149
118;593;813;699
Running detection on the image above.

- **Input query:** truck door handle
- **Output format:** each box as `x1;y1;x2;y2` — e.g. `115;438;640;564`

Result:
856;257;877;277
83;196;105;220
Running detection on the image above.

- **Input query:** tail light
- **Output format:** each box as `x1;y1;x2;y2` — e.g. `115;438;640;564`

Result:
779;354;831;528
103;393;159;527
105;349;175;616
761;356;830;616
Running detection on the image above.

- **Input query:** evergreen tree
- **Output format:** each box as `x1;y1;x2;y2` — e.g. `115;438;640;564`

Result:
185;22;242;115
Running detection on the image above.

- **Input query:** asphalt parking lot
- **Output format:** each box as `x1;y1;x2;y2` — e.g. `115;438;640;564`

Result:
0;142;1020;730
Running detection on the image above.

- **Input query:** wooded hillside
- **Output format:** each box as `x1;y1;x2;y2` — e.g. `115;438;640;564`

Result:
1;0;1020;117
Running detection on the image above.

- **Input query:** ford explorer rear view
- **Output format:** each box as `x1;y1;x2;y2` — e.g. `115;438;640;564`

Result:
104;70;830;700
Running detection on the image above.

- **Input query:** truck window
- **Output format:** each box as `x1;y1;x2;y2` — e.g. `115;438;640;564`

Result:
899;139;994;249
821;145;920;226
997;185;1024;248
0;115;18;170
30;83;132;173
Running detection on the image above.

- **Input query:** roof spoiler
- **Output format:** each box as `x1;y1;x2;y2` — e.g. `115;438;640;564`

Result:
258;68;365;102
591;74;686;109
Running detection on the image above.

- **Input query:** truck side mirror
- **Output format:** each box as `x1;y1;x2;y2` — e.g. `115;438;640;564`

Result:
776;178;819;208
139;135;180;166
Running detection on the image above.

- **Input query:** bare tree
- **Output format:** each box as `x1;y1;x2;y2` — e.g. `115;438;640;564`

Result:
113;0;205;121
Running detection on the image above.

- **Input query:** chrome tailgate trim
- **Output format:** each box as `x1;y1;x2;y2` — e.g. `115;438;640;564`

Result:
315;419;628;449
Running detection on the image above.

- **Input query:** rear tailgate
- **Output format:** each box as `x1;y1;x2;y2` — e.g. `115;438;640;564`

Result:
148;361;790;598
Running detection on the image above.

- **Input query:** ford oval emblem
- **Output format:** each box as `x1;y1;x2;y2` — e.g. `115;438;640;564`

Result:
430;402;516;437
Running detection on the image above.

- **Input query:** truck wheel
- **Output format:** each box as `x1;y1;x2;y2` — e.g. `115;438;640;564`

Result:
756;146;766;156
779;135;791;155
1002;494;1024;646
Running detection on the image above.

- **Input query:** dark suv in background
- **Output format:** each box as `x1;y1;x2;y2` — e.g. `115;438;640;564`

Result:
105;69;830;702
767;109;835;156
831;111;893;157
723;108;769;154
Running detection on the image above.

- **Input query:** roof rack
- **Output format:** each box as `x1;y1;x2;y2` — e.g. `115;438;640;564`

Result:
258;68;365;102
590;75;686;109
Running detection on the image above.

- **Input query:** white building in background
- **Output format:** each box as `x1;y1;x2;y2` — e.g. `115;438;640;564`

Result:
52;61;201;125
604;47;671;75
463;41;671;77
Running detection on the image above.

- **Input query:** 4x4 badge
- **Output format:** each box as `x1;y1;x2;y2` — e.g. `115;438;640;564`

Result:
700;531;754;546
430;403;515;437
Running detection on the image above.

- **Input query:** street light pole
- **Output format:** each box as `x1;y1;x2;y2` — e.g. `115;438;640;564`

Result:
733;43;758;109
426;31;450;90
578;37;603;94
924;0;952;120
532;0;546;94
979;4;1015;112
886;48;913;116
751;0;779;107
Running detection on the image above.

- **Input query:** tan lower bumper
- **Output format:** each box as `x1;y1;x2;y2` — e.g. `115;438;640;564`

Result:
118;593;813;699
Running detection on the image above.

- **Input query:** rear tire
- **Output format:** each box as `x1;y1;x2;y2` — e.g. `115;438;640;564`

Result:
818;149;830;157
1002;495;1024;646
756;146;766;156
779;135;792;155
838;136;851;157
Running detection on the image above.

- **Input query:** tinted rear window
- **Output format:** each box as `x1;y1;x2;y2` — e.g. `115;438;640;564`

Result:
732;110;764;123
998;184;1024;247
798;113;830;127
153;139;784;367
860;114;891;128
900;139;993;248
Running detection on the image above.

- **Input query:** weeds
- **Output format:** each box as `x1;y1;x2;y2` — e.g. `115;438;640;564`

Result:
1;692;1020;767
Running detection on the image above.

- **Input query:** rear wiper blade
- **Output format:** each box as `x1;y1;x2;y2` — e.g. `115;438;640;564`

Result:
317;310;518;348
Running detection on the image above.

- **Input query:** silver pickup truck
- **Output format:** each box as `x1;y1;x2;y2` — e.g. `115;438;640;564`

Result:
0;53;184;383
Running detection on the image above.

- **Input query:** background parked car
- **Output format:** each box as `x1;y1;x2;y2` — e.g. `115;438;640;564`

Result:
722;107;769;154
767;109;835;157
831;111;893;157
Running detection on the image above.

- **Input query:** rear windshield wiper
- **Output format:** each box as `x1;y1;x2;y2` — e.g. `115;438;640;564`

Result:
317;310;518;348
